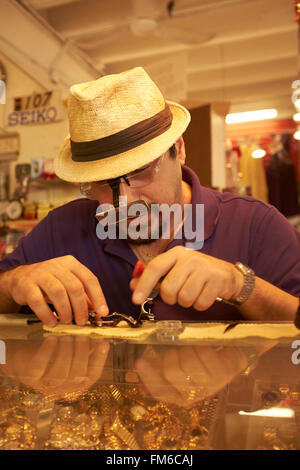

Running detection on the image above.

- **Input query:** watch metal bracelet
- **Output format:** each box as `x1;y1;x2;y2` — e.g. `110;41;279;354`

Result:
216;261;255;306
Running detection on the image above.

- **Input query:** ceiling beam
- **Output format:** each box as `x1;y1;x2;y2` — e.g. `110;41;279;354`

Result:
46;0;133;37
0;0;100;94
187;29;297;73
28;0;80;9
92;24;296;66
187;77;295;103
188;57;297;92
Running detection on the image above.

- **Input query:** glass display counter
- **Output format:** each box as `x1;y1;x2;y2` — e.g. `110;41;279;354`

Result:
0;319;299;451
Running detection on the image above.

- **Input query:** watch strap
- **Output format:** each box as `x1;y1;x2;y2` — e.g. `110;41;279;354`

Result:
216;262;255;307
232;262;255;305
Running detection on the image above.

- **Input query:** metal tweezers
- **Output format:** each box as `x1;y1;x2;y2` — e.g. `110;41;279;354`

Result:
223;321;240;333
87;286;160;328
87;311;142;328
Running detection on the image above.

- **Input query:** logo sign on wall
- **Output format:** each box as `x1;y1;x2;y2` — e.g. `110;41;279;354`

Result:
4;90;65;127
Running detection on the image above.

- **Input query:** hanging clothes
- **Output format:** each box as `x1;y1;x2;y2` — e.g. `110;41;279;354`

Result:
281;133;300;182
239;143;268;203
266;148;300;217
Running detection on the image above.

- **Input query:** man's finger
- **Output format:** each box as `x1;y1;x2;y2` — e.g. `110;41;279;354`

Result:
135;358;182;406
27;336;58;381
25;284;58;327
131;251;180;304
44;336;73;386
87;341;110;383
36;273;73;324
67;259;109;316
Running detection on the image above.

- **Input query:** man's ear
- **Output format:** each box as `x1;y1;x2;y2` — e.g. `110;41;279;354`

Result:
176;136;186;165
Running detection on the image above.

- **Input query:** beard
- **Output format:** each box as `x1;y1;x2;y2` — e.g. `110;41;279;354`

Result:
116;204;183;245
116;209;164;245
97;176;184;246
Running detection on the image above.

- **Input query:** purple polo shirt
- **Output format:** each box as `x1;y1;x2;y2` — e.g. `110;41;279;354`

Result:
0;165;299;320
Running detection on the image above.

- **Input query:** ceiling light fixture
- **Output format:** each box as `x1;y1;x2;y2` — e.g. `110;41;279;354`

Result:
252;149;266;159
293;129;300;140
294;98;300;109
226;109;277;124
239;407;294;418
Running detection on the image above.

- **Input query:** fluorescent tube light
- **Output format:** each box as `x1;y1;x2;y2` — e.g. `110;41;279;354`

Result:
226;109;277;124
294;99;300;109
293;129;300;140
252;149;266;159
239;407;294;418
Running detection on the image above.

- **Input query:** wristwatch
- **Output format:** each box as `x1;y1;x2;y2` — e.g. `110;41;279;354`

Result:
216;262;255;307
231;262;255;305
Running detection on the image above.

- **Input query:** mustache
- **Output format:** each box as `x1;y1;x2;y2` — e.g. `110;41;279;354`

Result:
96;199;151;227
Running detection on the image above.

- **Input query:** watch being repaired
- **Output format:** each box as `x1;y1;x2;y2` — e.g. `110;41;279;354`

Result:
43;312;157;339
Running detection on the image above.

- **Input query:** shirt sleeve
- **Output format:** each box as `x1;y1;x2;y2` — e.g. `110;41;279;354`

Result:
0;213;55;273
249;205;300;296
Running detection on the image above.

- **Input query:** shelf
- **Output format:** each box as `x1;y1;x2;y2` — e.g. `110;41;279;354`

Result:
6;219;40;233
30;177;76;186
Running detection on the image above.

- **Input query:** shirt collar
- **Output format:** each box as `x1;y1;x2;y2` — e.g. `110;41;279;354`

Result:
181;165;220;241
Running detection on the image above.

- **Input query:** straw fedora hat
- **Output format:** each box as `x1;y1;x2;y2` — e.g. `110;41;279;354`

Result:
54;67;191;183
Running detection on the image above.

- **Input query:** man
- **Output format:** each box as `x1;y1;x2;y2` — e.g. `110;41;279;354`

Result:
0;67;299;326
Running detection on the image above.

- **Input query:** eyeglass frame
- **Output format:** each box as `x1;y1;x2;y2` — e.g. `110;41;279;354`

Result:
80;152;167;198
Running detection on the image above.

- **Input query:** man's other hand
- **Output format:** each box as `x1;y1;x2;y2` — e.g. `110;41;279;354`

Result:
130;246;244;311
2;255;109;326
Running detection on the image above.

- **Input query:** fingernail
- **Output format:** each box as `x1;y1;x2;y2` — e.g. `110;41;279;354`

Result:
99;305;109;315
133;292;145;304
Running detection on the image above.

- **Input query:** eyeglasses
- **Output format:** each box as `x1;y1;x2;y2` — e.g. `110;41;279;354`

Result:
80;153;166;198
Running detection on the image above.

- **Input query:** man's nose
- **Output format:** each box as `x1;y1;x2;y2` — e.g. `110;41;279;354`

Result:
118;179;141;205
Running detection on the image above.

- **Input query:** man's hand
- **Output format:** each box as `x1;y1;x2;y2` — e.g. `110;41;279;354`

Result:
1;255;109;326
134;345;249;407
0;335;110;401
130;246;244;310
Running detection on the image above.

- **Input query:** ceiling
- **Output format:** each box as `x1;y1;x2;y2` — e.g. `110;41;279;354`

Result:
13;0;300;118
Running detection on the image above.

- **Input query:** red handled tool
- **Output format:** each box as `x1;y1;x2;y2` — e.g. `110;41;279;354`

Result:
132;260;241;331
132;259;146;278
132;260;159;321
